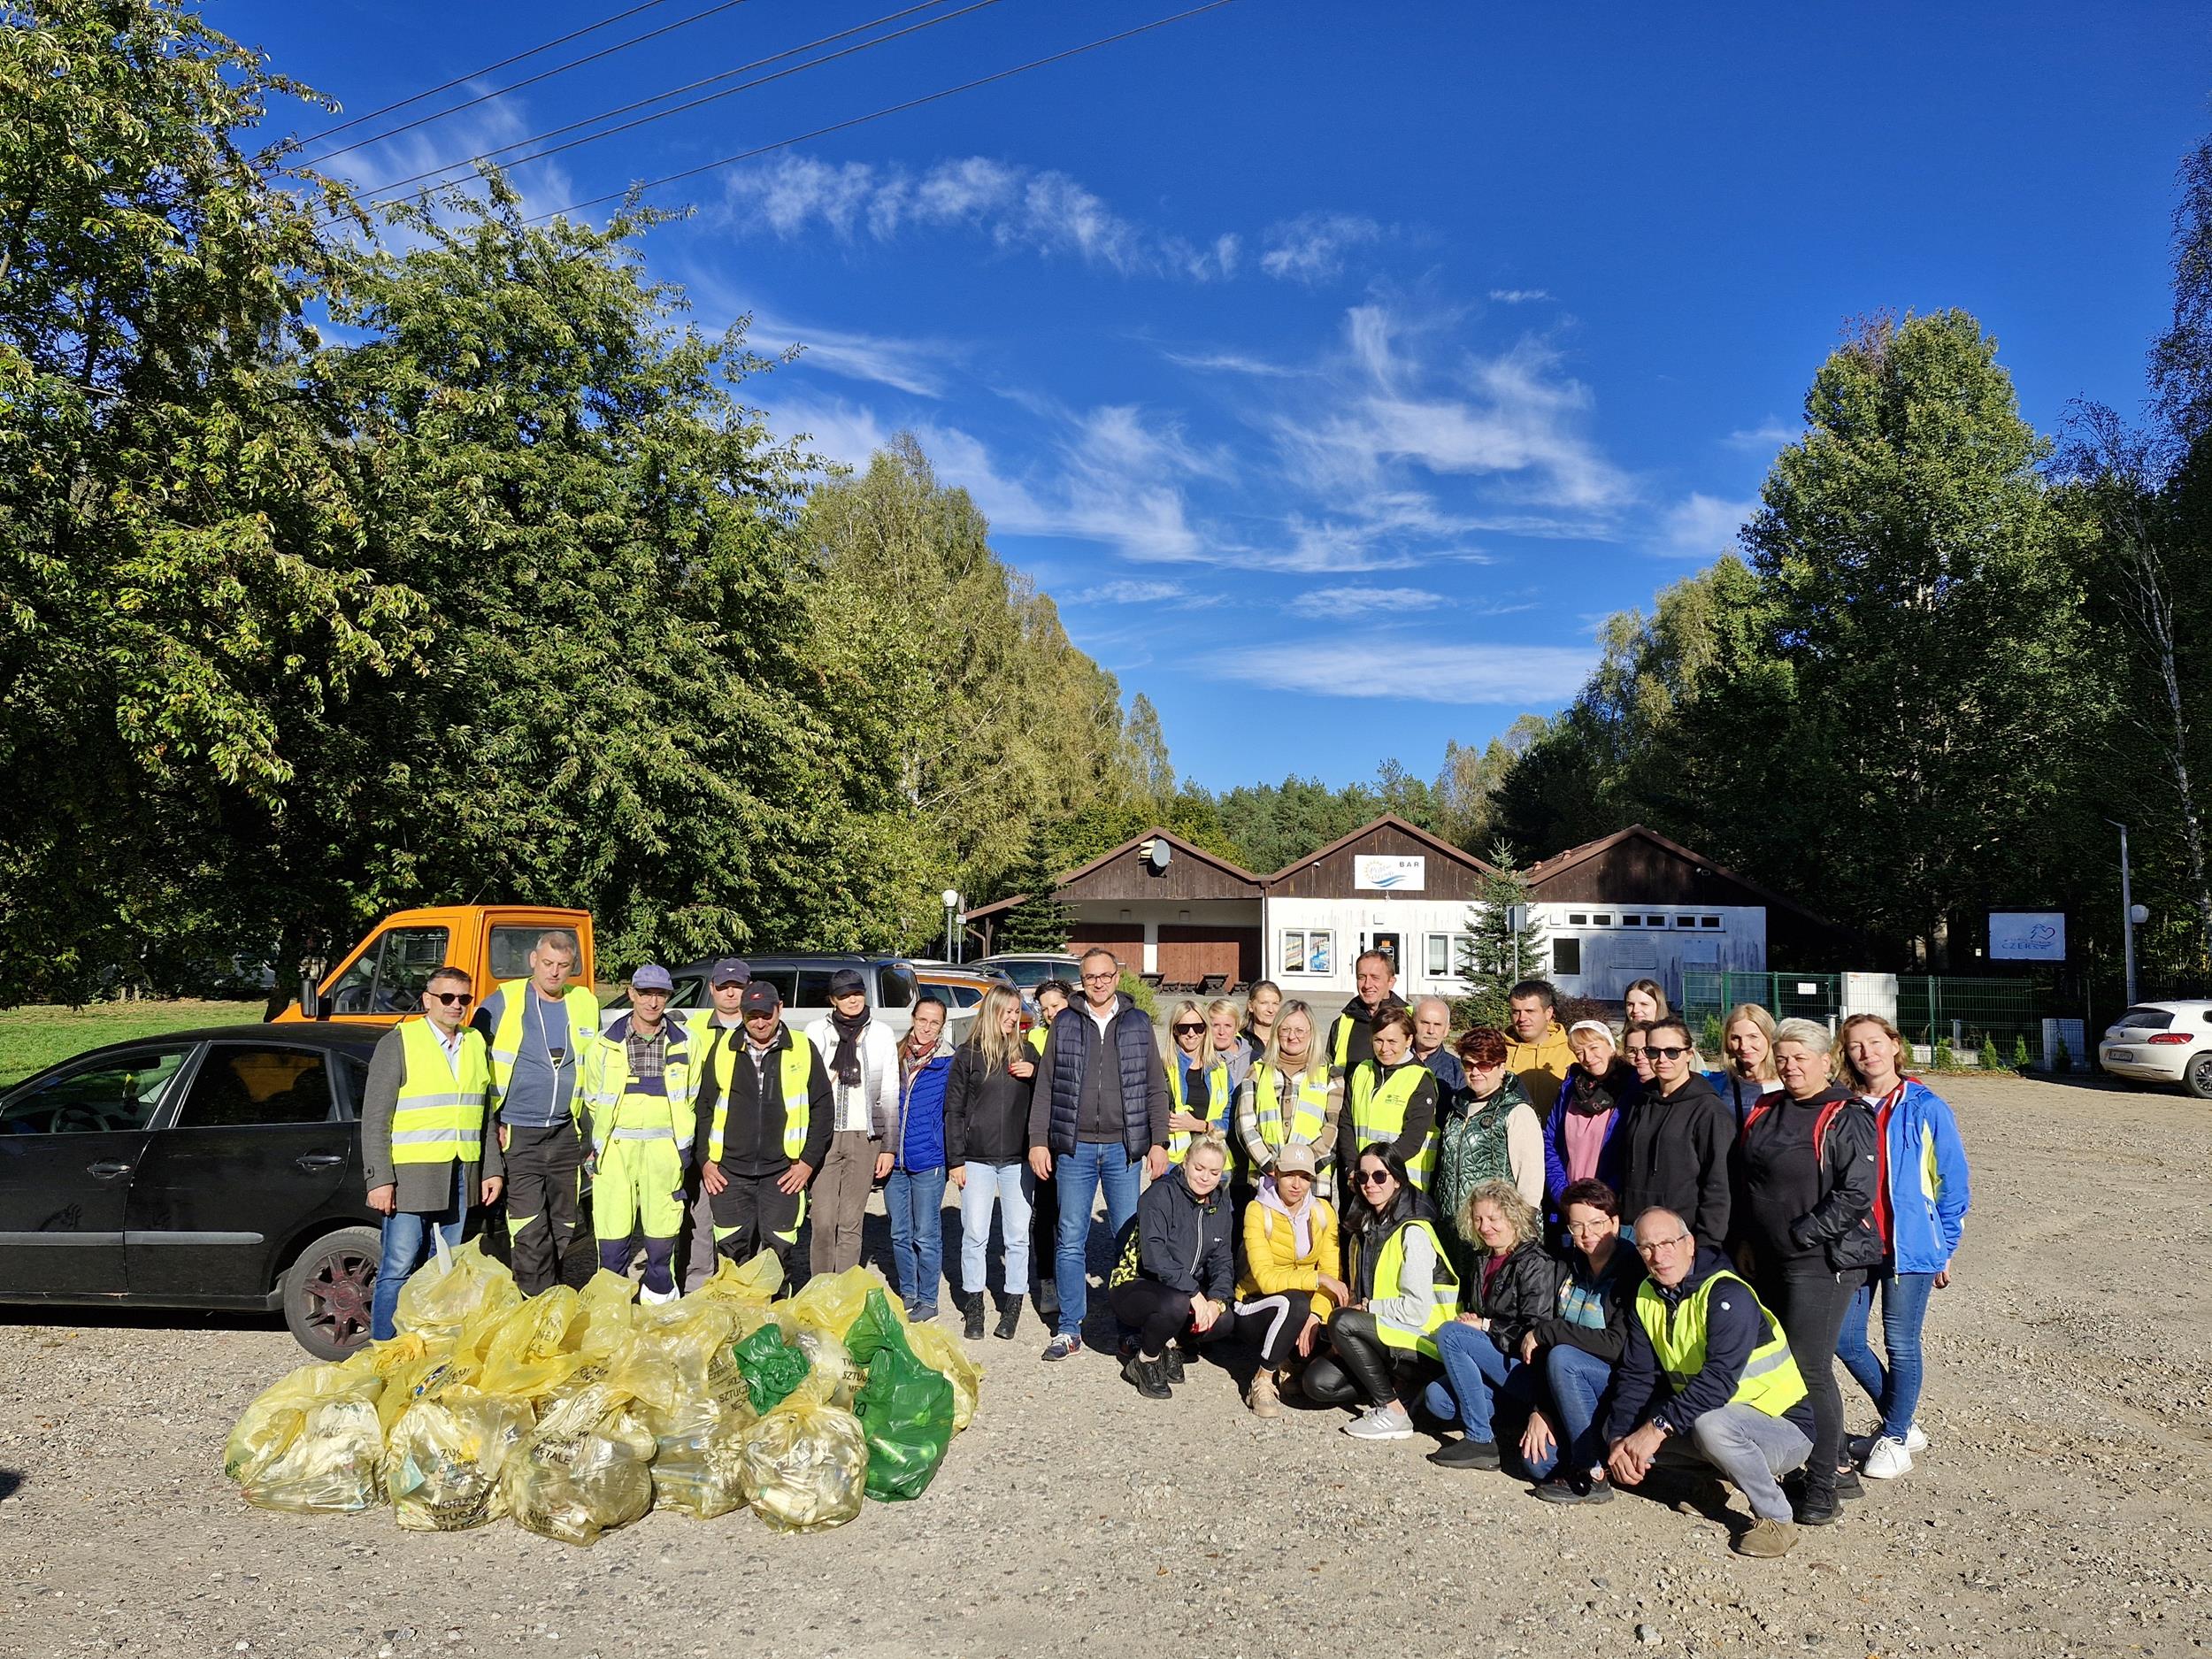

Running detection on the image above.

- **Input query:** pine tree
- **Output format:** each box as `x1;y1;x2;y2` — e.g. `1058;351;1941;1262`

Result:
997;824;1073;953
1454;841;1547;1028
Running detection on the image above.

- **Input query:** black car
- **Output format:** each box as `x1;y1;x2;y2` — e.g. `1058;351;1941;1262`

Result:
0;1024;389;1358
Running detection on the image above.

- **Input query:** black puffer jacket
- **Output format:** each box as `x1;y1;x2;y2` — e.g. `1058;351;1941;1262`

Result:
1110;1164;1235;1302
943;1042;1032;1165
1734;1086;1882;1275
1465;1238;1562;1355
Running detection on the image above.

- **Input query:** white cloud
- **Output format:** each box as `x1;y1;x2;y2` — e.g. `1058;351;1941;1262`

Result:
1076;579;1190;604
773;397;894;472
332;94;577;238
1213;639;1598;705
1289;584;1448;617
1488;288;1555;304
745;313;958;397
723;154;1238;280
1653;492;1757;558
1161;347;1307;378
1260;212;1384;284
1722;420;1797;451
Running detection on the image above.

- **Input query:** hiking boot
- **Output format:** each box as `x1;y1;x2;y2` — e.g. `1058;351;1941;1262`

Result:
1862;1435;1914;1479
1342;1404;1415;1441
1247;1371;1283;1418
1041;1333;1083;1363
1160;1345;1188;1385
993;1294;1024;1340
1124;1352;1172;1400
1734;1517;1800;1559
964;1294;987;1341
1534;1471;1615;1505
1427;1436;1502;1470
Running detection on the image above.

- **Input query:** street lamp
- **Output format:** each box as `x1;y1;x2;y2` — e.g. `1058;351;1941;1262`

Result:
2105;819;2139;1008
941;888;961;964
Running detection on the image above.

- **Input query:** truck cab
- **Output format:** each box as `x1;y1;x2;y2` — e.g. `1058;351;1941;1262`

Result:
271;905;596;1026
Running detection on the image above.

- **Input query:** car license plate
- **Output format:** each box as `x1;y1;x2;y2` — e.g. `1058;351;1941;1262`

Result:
2108;1048;2134;1063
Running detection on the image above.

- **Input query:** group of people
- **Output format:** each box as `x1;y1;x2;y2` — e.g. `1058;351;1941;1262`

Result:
360;933;1970;1559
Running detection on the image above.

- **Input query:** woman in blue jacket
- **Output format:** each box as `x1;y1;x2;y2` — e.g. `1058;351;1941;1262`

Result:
1544;1020;1639;1224
885;997;956;1321
1835;1013;1970;1481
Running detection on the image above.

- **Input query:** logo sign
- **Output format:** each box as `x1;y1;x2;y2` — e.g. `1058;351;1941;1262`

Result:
1989;911;2065;963
1355;855;1425;892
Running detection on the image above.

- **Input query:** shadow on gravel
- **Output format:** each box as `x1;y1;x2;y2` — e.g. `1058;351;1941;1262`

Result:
0;1469;20;1500
1;1304;281;1340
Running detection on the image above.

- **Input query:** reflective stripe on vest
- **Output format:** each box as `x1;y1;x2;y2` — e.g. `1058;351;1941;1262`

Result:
1349;1061;1434;1187
1166;1060;1231;1164
706;1033;815;1164
1633;1269;1809;1420
1250;1063;1329;1151
1368;1217;1460;1360
488;980;601;1105
583;1021;695;1156
392;1019;490;1165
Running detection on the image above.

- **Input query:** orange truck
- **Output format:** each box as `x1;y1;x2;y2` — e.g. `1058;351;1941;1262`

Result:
272;904;595;1025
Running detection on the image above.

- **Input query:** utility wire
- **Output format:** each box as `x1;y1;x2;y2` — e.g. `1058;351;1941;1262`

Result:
291;0;682;150
300;0;761;167
526;0;1238;224
345;0;994;213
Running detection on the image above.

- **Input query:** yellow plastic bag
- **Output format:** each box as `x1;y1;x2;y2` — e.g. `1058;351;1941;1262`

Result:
573;1271;638;1361
648;1347;757;1520
783;1266;897;1342
382;1386;534;1532
372;1341;463;1437
687;1250;782;1306
394;1239;522;1338
739;1400;869;1533
225;1362;386;1514
503;1383;658;1547
472;1287;589;1402
903;1321;983;1433
788;1326;864;1409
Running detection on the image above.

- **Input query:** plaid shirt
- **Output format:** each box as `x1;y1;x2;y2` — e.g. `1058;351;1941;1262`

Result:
626;1025;668;1085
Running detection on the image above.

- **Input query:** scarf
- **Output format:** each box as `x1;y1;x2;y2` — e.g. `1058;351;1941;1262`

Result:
1568;1058;1629;1118
1256;1172;1314;1256
829;1007;868;1088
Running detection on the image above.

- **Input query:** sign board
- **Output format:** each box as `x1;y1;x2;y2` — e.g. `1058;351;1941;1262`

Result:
1989;911;2065;963
1355;855;1425;892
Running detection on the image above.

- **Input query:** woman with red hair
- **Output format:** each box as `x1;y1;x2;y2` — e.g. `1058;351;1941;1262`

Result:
1435;1025;1544;1271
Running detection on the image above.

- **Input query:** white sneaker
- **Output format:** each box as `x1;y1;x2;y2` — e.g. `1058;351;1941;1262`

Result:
1342;1406;1414;1441
1862;1435;1914;1479
1849;1421;1927;1459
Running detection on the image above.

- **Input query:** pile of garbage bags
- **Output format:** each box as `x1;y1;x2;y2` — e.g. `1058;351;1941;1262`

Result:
223;1242;981;1541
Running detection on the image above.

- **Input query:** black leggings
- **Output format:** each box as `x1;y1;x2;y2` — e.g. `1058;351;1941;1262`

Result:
1109;1279;1240;1357
1302;1309;1403;1408
1758;1266;1864;1505
1235;1294;1313;1371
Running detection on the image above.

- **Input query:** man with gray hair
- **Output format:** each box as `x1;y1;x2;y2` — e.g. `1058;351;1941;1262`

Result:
1409;996;1465;1097
475;930;598;1294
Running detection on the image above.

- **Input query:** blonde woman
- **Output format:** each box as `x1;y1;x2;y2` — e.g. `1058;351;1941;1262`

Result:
1710;1002;1781;1128
1165;999;1233;1164
944;985;1038;1340
1425;1180;1562;1471
1238;999;1342;1200
1207;997;1254;1093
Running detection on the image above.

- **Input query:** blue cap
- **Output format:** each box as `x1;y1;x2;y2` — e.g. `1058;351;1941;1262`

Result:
630;964;674;994
710;956;751;987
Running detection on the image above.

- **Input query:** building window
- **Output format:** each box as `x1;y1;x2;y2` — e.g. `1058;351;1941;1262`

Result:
1424;933;1471;977
1699;916;1722;929
1553;937;1582;976
1282;929;1334;975
1567;912;1588;926
1592;913;1613;926
1674;915;1697;928
1620;915;1641;928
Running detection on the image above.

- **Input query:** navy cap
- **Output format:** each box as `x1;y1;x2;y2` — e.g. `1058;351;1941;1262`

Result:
741;981;780;1014
710;956;752;987
630;964;674;994
827;967;866;999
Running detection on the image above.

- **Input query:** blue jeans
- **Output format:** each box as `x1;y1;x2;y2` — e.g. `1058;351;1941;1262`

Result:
1836;1269;1936;1440
1543;1342;1616;1475
1426;1321;1548;1471
371;1162;470;1342
959;1161;1035;1296
885;1166;949;1314
1053;1141;1143;1339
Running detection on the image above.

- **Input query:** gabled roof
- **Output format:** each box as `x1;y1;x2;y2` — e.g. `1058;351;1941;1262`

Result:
1263;813;1500;887
962;825;1263;921
1525;824;1836;927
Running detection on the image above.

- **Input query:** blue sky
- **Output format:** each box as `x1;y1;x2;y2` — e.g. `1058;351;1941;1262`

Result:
236;0;2211;790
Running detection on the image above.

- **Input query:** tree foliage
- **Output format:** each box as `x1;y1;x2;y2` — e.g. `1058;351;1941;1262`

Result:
1453;841;1545;1029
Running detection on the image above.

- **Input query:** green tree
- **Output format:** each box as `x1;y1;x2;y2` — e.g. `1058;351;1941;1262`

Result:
994;822;1073;953
1453;841;1547;1028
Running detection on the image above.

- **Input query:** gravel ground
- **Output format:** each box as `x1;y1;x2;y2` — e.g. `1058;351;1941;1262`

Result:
4;1071;2210;1659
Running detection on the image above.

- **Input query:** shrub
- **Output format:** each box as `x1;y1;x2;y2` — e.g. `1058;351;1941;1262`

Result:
1978;1035;2002;1073
1932;1038;1956;1072
2010;1033;2032;1072
1554;994;1610;1031
1118;971;1157;1019
1701;1015;1725;1064
2055;1037;2072;1074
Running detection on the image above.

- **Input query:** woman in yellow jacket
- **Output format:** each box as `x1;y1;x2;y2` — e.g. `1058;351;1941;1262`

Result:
1233;1141;1350;1417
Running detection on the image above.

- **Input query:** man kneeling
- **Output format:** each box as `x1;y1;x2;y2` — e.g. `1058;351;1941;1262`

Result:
1603;1206;1814;1558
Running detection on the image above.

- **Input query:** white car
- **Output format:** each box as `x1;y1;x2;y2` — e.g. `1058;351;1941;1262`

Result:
2098;1001;2212;1098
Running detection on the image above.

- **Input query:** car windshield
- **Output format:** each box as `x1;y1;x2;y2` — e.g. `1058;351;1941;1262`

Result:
990;960;1064;988
2116;1007;2175;1032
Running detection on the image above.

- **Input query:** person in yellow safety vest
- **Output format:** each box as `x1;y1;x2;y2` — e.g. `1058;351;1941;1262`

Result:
677;957;751;1293
701;979;833;1285
1236;998;1342;1202
1603;1205;1816;1560
1325;948;1409;1077
1301;1143;1458;1440
1340;1005;1440;1197
1023;980;1071;1324
364;964;503;1340
1504;978;1577;1117
580;964;695;1304
1162;999;1233;1166
472;929;599;1295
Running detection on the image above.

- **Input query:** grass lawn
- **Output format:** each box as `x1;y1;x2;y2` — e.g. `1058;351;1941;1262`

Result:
0;999;266;1087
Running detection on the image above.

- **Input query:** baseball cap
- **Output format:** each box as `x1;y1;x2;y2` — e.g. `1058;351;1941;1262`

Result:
827;967;866;999
741;981;781;1015
630;964;673;994
1273;1143;1318;1179
710;956;752;987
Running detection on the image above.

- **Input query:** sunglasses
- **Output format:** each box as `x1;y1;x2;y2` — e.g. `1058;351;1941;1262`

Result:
1172;1023;1204;1035
426;990;473;1007
1648;1045;1691;1060
1357;1170;1394;1187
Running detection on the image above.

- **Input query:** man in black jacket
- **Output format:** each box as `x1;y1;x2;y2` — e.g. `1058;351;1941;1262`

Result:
1325;949;1408;1075
1617;1017;1733;1248
701;980;834;1284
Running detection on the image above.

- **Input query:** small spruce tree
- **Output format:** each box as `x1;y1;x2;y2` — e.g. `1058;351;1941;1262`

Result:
2010;1033;2032;1072
1978;1034;2002;1072
996;825;1074;954
1455;840;1548;1029
1933;1037;1956;1071
2055;1037;2072;1074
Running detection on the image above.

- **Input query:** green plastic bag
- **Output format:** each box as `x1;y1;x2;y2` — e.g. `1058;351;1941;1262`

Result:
853;1340;955;1502
733;1322;810;1415
843;1287;906;1367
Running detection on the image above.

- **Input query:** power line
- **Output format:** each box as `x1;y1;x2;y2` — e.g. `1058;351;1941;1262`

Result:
345;0;994;213
526;0;1239;224
298;0;761;168
291;0;683;150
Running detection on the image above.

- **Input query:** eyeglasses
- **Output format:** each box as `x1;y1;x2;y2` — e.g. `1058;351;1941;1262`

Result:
1647;1045;1691;1060
1082;971;1118;984
1172;1023;1203;1035
426;991;473;1007
1634;1233;1692;1257
1565;1219;1614;1236
1357;1170;1394;1187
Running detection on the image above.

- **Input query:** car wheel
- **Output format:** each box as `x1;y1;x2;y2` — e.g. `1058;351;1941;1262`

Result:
2185;1055;2212;1102
281;1225;380;1359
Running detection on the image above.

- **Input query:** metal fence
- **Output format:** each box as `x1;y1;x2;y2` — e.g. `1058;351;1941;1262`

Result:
1680;969;2049;1052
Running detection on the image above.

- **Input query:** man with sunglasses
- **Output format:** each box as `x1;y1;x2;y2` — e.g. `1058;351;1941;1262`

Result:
1617;1017;1733;1250
363;964;503;1340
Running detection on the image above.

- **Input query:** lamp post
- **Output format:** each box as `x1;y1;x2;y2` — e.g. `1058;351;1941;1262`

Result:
2105;819;2139;1009
941;888;961;964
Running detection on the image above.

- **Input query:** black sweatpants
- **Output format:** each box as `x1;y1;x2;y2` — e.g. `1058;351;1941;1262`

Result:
1234;1292;1314;1370
1029;1166;1059;1313
1108;1279;1240;1358
502;1122;584;1295
1757;1265;1865;1507
709;1169;806;1285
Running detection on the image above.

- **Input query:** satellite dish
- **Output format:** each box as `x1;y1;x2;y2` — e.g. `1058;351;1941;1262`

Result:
1139;838;1172;875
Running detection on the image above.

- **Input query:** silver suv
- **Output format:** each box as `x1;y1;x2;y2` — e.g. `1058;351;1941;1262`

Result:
651;955;968;1043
